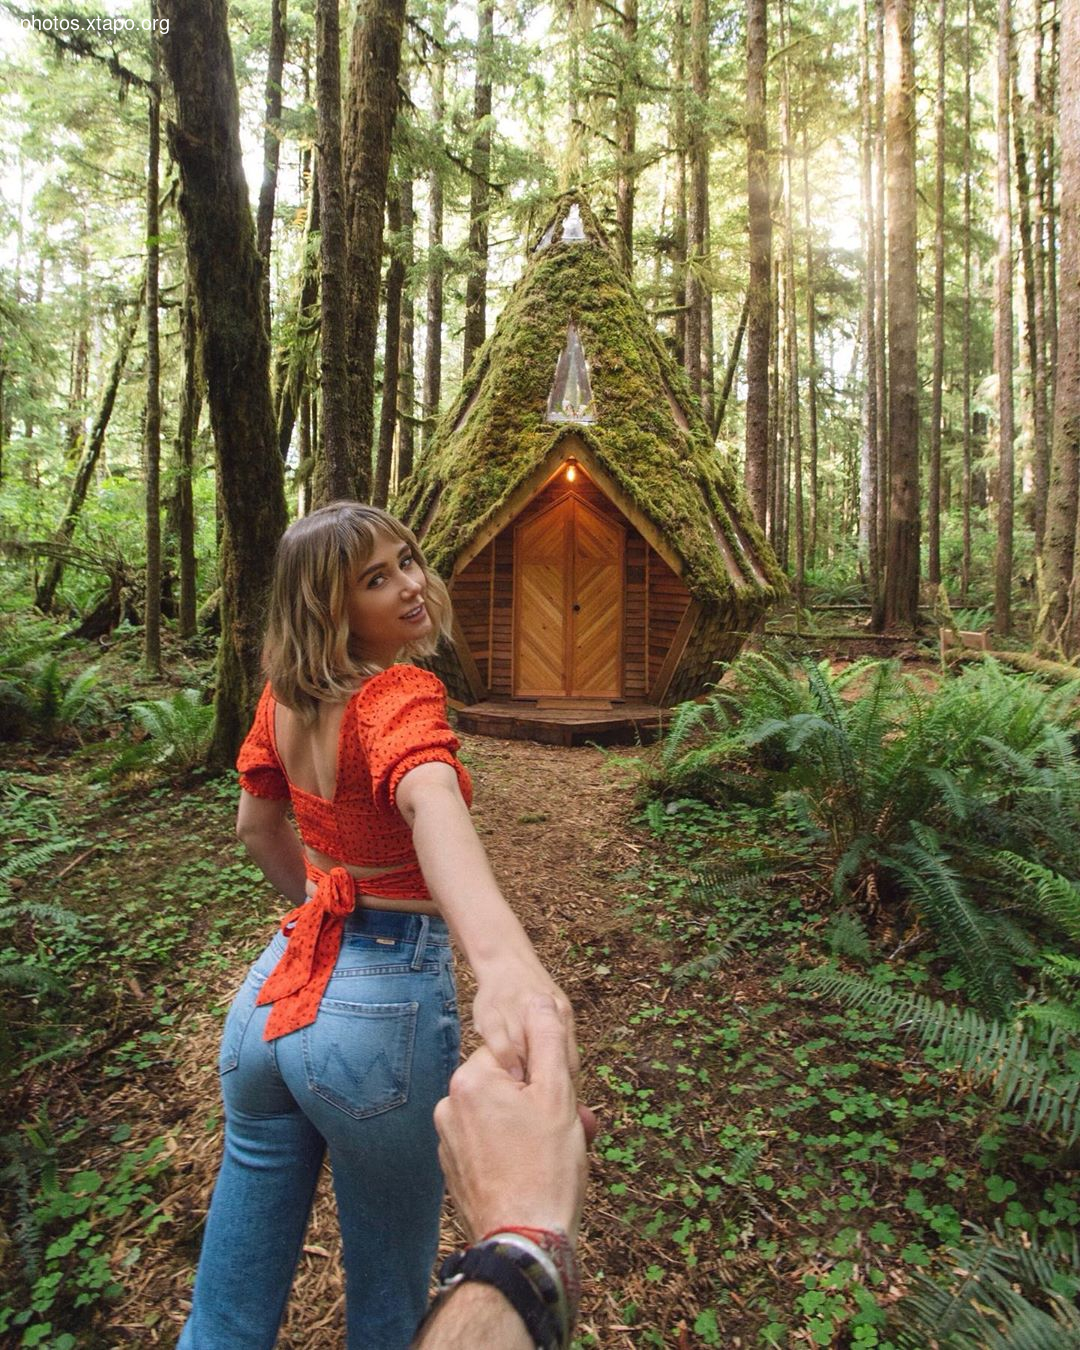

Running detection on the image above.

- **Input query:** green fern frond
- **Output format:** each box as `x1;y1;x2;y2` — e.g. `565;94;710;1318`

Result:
823;910;873;964
892;1224;1080;1349
0;961;63;994
798;966;1080;1144
722;1140;765;1185
0;900;84;932
661;697;723;768
890;826;1017;1017
997;855;1080;944
673;902;775;985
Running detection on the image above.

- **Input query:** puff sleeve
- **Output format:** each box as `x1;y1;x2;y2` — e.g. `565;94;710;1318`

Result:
357;666;473;813
236;682;290;800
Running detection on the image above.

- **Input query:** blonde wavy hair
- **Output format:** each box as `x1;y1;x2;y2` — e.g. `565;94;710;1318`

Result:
262;501;453;723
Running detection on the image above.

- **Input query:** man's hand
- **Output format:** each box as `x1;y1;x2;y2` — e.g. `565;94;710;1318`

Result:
434;995;592;1243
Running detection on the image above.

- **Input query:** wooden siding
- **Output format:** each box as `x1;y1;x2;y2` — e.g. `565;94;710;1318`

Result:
648;549;691;689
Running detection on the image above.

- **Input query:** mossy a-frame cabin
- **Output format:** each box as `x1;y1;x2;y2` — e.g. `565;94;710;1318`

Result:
395;193;784;745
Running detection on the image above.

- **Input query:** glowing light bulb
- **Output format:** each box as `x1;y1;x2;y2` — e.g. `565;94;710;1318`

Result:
566;463;577;482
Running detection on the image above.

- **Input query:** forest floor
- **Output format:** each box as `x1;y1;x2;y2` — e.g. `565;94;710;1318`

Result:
5;657;1074;1347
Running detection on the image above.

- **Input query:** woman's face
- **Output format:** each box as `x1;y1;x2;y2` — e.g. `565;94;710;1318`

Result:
345;529;432;667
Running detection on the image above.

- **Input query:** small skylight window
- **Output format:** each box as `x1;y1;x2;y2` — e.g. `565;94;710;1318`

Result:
533;220;556;253
546;322;596;423
561;204;586;242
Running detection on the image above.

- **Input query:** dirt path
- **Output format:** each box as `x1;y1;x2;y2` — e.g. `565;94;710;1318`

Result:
126;732;654;1347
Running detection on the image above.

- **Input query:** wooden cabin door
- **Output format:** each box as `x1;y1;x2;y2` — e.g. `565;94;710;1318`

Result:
513;496;623;698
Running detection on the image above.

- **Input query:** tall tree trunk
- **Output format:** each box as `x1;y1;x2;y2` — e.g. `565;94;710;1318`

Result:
374;188;404;507
614;0;638;273
342;0;407;498
780;0;803;600
801;120;819;569
36;289;143;613
160;0;288;768
672;1;688;368
174;287;200;638
962;0;973;597
257;0;288;333
315;0;354;503
928;0;946;587
66;255;90;456
882;0;920;630
993;0;1015;636
1046;9;1060;375
423;23;445;454
685;0;708;410
275;159;320;462
144;73;162;674
462;0;494;376
873;0;888;624
1015;68;1051;553
859;0;880;601
744;0;770;528
398;173;416;485
1039;0;1078;652
712;293;748;437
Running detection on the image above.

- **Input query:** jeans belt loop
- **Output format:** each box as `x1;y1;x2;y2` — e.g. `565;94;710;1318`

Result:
411;914;431;971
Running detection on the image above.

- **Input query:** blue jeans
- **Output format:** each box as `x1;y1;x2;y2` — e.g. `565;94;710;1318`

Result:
178;908;459;1350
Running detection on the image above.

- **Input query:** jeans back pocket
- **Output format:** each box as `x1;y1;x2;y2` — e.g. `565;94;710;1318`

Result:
302;999;418;1119
218;970;267;1076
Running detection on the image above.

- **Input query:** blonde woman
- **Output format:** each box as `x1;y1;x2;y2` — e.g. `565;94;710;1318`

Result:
179;502;575;1350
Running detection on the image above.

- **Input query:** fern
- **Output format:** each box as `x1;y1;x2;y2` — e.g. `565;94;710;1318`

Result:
889;825;1017;1017
997;855;1080;945
892;1224;1080;1349
823;909;873;964
798;966;1080;1144
102;688;214;779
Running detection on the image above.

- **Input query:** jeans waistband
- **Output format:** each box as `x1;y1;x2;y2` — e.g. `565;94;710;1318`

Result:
339;906;450;946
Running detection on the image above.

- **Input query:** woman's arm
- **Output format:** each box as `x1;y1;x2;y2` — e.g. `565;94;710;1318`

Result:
236;790;308;905
395;761;576;1077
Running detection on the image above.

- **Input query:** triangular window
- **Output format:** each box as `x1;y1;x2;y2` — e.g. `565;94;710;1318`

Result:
546;322;596;423
533;220;556;253
561;203;586;242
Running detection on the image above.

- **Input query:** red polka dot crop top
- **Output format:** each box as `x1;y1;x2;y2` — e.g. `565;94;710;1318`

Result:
236;665;472;1042
237;664;472;897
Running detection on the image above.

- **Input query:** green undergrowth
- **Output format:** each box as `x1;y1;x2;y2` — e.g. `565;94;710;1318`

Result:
588;805;1080;1347
589;653;1080;1347
0;761;271;1348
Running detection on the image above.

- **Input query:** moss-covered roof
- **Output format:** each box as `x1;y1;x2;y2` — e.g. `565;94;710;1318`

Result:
394;192;785;608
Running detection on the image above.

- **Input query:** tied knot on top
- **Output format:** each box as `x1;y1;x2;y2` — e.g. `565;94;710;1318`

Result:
256;867;357;1041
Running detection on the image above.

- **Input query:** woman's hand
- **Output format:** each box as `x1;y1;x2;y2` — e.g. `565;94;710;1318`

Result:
471;956;578;1082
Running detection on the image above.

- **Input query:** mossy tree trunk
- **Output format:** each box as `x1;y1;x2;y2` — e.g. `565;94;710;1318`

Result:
881;0;920;630
423;19;445;455
927;0;946;588
1014;67;1050;555
745;0;771;529
315;0;354;503
614;0;637;274
173;287;200;639
143;69;162;675
374;187;404;507
993;0;1015;637
398;174;416;484
1039;0;1078;654
159;0;288;768
342;0;406;498
257;0;287;334
462;0;493;376
275;159;319;463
